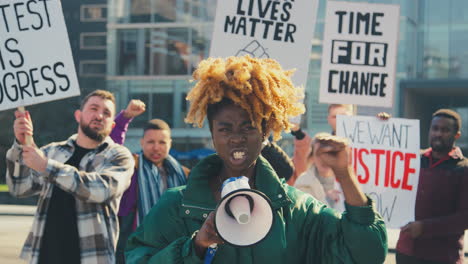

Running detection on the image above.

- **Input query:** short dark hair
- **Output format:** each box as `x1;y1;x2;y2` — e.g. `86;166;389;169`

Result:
328;104;353;114
143;119;171;135
80;90;116;112
432;109;462;132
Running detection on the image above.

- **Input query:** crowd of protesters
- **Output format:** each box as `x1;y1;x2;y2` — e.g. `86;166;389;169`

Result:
5;56;467;264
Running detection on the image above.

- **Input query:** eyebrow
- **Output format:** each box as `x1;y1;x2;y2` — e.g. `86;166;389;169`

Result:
217;121;252;126
88;103;112;113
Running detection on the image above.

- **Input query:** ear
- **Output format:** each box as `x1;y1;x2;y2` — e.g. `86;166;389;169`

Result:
455;131;461;140
74;110;81;123
111;121;116;129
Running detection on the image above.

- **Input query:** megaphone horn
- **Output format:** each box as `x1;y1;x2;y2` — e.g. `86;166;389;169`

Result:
224;194;254;224
214;176;274;247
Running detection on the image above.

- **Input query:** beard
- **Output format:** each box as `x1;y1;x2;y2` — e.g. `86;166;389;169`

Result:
430;138;454;153
80;120;109;142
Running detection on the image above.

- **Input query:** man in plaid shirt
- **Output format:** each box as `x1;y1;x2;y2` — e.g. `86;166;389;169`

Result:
5;90;135;264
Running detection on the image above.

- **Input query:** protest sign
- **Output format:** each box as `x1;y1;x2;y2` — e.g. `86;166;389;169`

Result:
336;115;420;228
319;1;400;107
0;0;80;111
209;0;319;90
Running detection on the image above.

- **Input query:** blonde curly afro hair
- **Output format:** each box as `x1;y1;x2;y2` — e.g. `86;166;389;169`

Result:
185;55;305;141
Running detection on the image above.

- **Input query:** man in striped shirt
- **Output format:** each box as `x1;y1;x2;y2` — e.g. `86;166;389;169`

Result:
5;90;135;264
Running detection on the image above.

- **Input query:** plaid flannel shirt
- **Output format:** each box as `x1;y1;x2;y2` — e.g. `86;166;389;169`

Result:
5;134;134;264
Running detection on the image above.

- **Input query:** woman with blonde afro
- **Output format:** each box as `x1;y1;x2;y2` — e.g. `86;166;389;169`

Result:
125;56;387;264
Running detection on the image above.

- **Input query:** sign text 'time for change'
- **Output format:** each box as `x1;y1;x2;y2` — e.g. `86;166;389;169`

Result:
320;1;400;108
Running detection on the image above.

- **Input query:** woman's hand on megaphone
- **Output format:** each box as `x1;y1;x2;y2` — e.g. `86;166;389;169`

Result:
194;212;224;258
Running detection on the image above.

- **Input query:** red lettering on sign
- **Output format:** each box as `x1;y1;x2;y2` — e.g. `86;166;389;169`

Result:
350;147;416;191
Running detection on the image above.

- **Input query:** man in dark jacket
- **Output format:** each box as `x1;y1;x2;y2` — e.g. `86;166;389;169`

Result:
396;109;468;264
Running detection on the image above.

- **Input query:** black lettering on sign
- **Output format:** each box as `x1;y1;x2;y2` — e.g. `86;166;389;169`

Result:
41;65;56;94
5;38;25;68
14;2;29;31
29;67;44;96
54;62;70;91
328;70;388;97
0;0;52;33
3;73;19;102
38;0;52;28
224;15;296;43
335;11;385;36
0;4;10;32
328;70;338;93
331;40;387;67
281;2;292;22
27;0;45;30
16;70;32;99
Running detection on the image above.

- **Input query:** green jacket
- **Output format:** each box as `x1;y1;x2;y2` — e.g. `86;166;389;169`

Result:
126;155;387;263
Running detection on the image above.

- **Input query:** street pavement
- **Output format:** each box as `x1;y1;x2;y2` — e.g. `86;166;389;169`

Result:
0;205;466;263
0;205;35;264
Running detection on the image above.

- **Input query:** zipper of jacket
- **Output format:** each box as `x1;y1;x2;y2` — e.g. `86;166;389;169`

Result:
181;203;215;211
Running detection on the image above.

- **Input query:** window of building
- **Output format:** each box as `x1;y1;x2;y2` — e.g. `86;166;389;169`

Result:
81;5;107;22
147;28;190;75
117;29;140;75
80;33;107;49
80;60;106;77
127;91;174;127
152;93;174;127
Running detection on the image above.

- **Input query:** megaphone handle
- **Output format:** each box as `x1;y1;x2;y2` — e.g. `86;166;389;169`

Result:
204;244;218;264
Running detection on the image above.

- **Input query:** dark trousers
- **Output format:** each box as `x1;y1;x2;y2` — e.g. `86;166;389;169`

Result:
116;212;136;264
396;252;451;264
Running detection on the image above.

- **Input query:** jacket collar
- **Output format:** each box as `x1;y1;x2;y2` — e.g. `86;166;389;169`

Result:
63;134;112;153
422;147;463;160
182;154;292;213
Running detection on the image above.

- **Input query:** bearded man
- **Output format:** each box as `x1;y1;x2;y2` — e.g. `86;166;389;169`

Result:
6;90;134;264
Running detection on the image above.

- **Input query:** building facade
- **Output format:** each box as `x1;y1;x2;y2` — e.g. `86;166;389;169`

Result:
106;0;468;155
63;0;108;96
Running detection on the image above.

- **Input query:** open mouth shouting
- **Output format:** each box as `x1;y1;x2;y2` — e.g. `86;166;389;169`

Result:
230;149;248;166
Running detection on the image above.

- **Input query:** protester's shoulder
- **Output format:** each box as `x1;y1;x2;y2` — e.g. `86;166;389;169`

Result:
40;138;71;153
283;183;321;210
149;186;187;218
105;140;133;156
160;186;187;205
457;156;468;168
142;186;187;227
283;183;337;223
41;139;67;149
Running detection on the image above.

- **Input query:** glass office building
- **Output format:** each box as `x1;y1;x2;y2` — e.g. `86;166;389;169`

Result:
106;0;468;155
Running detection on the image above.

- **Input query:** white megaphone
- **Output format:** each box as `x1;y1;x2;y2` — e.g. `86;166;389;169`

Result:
214;176;274;247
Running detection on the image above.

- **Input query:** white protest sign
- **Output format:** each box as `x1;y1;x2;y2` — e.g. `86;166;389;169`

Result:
336;115;420;228
0;0;80;111
319;1;400;107
209;0;319;90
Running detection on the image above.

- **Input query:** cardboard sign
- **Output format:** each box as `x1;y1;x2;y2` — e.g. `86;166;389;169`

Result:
319;1;400;107
0;0;80;111
209;0;319;89
336;115;420;228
